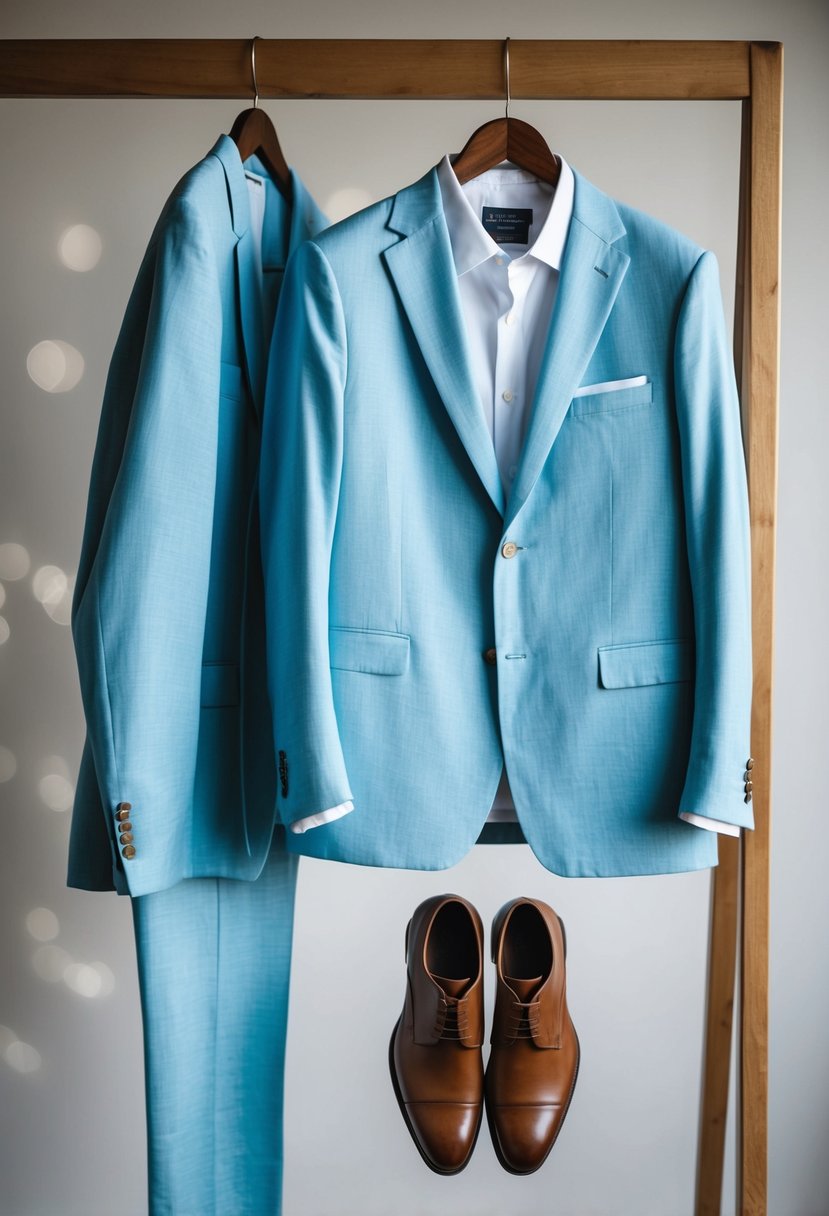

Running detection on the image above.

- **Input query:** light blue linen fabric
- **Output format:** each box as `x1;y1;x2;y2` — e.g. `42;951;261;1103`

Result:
259;161;754;878
131;836;298;1216
67;134;328;897
67;132;327;1216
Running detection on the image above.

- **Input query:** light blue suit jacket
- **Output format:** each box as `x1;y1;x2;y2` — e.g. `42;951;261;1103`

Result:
259;160;754;878
68;134;328;897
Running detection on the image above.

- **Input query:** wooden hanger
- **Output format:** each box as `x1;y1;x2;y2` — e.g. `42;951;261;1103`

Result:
452;38;561;187
229;36;292;203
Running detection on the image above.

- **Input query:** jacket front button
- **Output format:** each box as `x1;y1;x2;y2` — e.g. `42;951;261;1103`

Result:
745;757;755;770
744;793;753;804
483;647;497;666
122;844;136;859
501;541;518;559
116;806;132;821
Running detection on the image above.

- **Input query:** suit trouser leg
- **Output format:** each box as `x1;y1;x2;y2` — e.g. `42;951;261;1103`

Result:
130;832;299;1216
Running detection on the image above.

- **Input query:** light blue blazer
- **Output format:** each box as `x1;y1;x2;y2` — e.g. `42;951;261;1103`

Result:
68;134;328;897
259;160;754;879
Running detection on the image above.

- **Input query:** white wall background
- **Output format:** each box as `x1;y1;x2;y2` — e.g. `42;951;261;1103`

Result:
0;2;826;1214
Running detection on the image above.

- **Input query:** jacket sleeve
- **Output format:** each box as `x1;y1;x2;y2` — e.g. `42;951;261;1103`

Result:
259;238;355;828
674;249;755;831
71;196;223;894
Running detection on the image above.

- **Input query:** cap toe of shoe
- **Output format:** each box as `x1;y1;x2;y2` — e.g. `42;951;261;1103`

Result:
405;1101;481;1173
488;1103;564;1174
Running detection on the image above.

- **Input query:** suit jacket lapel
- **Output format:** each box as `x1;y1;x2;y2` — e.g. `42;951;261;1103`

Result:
211;135;326;428
383;170;506;518
504;170;630;530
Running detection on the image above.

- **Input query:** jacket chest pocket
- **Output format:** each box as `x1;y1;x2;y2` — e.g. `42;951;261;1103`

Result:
571;379;653;419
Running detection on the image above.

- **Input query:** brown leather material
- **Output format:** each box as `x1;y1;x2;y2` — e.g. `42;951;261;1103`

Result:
485;897;580;1175
389;894;485;1174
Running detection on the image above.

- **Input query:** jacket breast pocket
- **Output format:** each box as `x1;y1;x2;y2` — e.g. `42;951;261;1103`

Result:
597;638;693;688
329;626;410;676
572;378;653;418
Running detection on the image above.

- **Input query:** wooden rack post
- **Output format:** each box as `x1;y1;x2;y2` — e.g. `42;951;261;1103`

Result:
0;38;782;1216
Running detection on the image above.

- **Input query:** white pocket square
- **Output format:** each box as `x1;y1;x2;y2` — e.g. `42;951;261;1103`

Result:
573;375;649;398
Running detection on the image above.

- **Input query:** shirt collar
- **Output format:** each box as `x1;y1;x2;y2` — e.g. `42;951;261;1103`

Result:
435;151;574;277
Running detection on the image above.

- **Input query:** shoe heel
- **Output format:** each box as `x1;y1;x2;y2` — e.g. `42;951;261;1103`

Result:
557;914;568;961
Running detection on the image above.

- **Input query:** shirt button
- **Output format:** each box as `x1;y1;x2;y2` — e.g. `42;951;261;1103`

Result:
504;313;516;326
483;647;497;666
502;389;515;402
501;541;518;559
495;255;506;266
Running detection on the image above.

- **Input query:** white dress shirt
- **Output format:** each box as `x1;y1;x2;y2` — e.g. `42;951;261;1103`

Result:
287;158;738;839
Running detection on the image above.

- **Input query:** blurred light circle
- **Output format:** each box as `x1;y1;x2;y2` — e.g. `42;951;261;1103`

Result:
0;746;16;782
26;340;84;393
0;582;5;608
88;961;116;997
25;907;60;942
5;1040;42;1073
0;1025;17;1053
323;186;373;223
58;223;102;271
43;753;70;777
38;773;74;813
42;572;74;626
32;565;67;604
0;618;9;645
64;962;103;998
32;943;72;982
0;543;30;580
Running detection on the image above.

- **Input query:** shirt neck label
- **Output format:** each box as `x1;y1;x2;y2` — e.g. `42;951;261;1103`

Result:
481;206;533;246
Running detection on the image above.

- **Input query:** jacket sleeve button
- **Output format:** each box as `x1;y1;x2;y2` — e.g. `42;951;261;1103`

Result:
121;844;136;859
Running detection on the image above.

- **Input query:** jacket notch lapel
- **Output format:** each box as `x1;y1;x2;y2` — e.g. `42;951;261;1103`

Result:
504;199;630;531
383;177;506;519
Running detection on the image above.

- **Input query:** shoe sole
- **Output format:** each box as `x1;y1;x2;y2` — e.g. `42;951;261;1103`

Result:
387;1014;484;1176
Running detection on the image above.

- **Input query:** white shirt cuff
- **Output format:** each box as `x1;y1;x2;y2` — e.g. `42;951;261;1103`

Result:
288;800;355;835
679;811;740;837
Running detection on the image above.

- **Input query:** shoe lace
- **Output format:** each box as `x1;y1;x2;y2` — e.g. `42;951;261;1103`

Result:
506;998;541;1040
433;994;471;1040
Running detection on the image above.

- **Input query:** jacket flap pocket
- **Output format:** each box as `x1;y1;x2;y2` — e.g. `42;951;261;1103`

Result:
598;638;693;688
201;660;239;706
329;626;410;676
572;380;653;417
220;361;245;401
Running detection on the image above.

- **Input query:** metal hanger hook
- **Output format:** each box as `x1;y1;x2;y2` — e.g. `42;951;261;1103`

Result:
504;36;511;120
250;35;260;108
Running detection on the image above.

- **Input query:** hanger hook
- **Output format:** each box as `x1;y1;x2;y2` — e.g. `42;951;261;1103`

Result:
504;36;511;120
250;35;260;108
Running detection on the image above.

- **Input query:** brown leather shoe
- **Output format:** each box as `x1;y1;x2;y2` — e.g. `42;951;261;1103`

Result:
389;894;485;1174
484;897;580;1174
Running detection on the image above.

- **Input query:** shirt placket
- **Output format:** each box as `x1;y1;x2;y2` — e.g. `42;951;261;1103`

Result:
493;254;531;494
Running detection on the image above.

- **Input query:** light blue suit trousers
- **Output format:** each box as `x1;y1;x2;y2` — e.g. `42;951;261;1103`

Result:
131;834;298;1216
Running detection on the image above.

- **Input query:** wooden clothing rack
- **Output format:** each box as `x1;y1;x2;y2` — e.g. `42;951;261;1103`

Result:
0;37;782;1216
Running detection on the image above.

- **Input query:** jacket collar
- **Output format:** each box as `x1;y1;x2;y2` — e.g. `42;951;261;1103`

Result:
209;133;327;425
384;159;628;526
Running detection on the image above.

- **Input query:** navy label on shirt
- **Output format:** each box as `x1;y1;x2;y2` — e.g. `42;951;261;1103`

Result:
481;206;533;245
